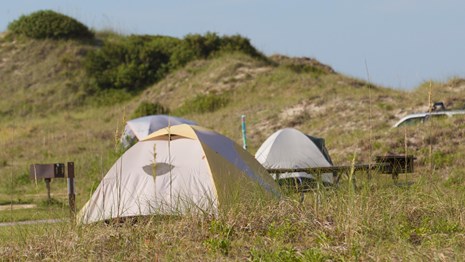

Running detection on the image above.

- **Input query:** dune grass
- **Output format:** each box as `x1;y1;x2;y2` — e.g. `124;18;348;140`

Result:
1;172;464;260
1;34;465;260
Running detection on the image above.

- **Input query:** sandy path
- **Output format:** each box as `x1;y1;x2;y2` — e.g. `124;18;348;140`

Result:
0;219;63;227
0;204;37;211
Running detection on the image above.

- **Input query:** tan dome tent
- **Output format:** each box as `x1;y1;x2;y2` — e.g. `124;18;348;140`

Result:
79;124;279;224
255;128;334;189
120;115;197;148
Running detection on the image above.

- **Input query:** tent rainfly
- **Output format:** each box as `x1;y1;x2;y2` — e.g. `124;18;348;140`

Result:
255;128;334;185
120;115;197;148
79;124;279;224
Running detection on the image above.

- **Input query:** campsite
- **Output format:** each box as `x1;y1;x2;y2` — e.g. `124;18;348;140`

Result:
1;10;465;261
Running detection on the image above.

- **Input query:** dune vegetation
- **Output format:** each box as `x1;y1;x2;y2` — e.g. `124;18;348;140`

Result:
1;11;465;261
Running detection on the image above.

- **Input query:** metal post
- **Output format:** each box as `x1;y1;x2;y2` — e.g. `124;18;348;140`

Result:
67;162;76;221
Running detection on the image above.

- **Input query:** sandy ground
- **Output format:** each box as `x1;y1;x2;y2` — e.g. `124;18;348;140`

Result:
0;219;62;227
0;204;66;227
0;204;37;211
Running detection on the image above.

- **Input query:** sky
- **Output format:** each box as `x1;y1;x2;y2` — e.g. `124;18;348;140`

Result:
2;0;464;90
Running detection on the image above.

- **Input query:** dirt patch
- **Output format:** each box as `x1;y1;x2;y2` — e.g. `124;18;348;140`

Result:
209;65;272;93
279;100;330;127
280;103;306;119
0;204;37;211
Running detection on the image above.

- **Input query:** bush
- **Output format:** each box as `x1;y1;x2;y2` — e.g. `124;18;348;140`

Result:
169;32;221;69
170;33;265;69
8;10;94;40
174;93;229;115
85;35;176;91
219;34;263;58
86;33;264;91
132;101;169;118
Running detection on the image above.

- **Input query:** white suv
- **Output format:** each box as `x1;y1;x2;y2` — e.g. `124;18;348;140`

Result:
393;110;465;127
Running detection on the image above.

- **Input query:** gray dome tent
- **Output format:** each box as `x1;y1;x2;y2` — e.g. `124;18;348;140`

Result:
121;115;197;148
255;128;334;189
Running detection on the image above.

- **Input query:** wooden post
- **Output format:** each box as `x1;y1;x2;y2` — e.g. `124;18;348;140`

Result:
67;162;76;221
45;178;52;202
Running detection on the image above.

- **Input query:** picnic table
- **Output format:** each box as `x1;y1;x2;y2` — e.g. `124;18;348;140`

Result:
267;154;416;190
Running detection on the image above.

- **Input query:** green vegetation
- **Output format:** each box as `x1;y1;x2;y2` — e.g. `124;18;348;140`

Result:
85;32;265;92
132;101;169;118
174;93;230;115
170;32;266;69
85;35;175;91
2;11;465;260
8;10;94;40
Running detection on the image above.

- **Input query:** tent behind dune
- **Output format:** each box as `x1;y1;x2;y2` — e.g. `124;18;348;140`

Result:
255;128;334;186
80;124;279;224
120;115;197;148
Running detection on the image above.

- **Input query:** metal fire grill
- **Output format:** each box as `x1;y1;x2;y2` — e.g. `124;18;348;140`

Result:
375;155;416;180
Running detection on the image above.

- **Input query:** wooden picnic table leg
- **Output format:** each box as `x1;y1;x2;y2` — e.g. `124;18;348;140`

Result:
334;171;341;185
333;169;357;190
348;170;357;190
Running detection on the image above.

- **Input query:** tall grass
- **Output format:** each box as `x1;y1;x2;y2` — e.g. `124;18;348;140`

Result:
1;33;465;260
1;171;464;260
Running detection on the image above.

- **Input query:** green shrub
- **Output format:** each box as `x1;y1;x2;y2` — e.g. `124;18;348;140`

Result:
170;33;265;69
219;34;263;58
86;32;264;91
8;10;93;40
174;93;229;115
85;35;175;91
169;32;221;69
132;101;169;118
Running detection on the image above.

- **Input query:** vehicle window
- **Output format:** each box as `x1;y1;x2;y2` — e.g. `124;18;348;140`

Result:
397;117;425;127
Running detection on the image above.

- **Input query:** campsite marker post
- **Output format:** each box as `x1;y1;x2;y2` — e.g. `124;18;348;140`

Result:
30;163;65;202
67;162;76;221
30;162;76;222
241;115;247;150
